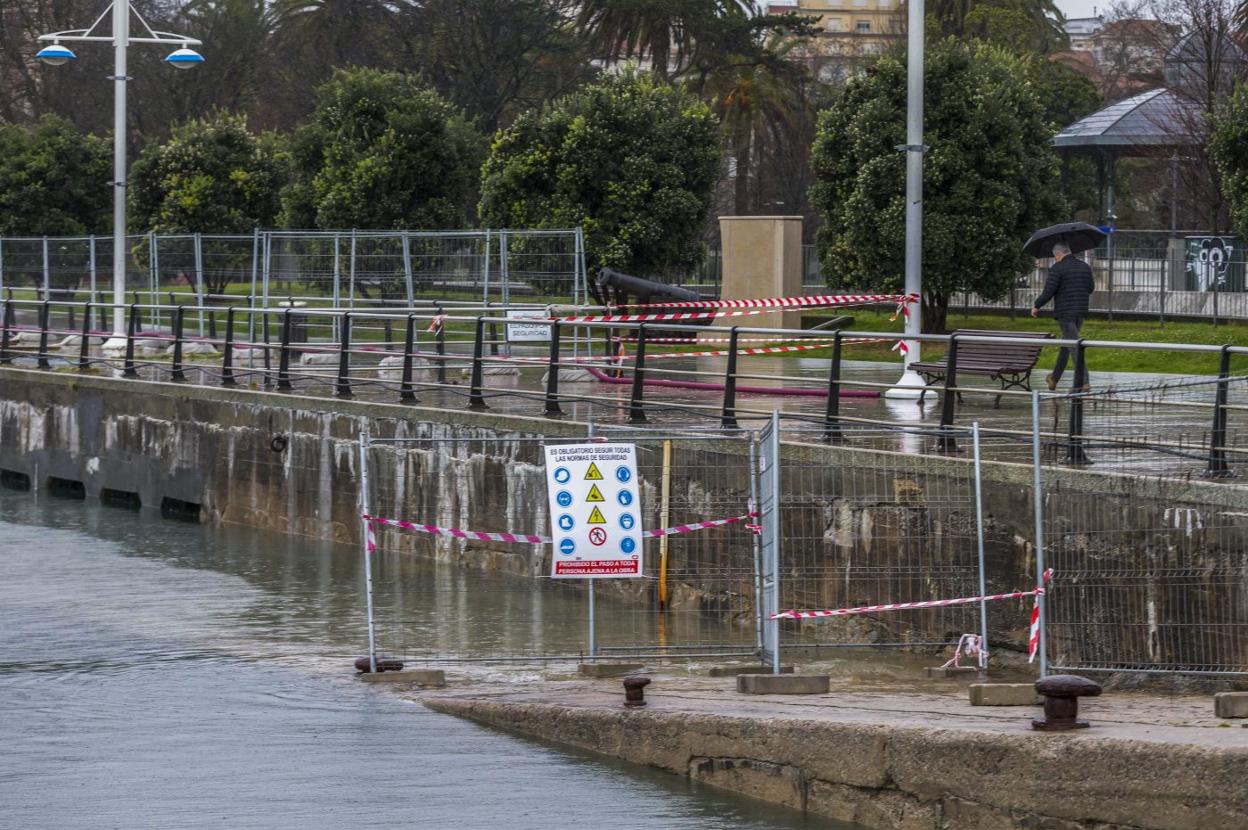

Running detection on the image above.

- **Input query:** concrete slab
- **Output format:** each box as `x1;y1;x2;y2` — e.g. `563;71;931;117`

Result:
737;674;830;695
358;669;446;687
708;665;795;677
577;662;644;678
1214;692;1248;718
925;666;980;680
969;683;1041;706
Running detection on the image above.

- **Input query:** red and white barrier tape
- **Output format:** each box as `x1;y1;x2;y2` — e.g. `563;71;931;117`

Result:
363;511;759;548
941;633;986;668
773;570;1054;624
559;293;917;325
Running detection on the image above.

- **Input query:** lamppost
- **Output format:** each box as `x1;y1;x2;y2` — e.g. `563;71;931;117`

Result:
36;2;203;350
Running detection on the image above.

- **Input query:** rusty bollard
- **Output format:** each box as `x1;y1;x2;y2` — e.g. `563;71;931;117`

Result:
1032;674;1102;731
623;674;651;708
354;656;404;673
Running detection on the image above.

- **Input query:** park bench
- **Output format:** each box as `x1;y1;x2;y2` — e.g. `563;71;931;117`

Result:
911;329;1053;407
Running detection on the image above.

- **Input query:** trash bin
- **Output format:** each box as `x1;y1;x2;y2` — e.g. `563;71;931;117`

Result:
1184;236;1243;292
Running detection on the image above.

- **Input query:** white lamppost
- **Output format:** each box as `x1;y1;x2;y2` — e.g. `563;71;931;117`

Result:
37;2;203;351
884;0;925;399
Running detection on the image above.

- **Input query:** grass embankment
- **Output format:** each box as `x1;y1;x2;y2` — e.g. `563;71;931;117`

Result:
808;310;1248;375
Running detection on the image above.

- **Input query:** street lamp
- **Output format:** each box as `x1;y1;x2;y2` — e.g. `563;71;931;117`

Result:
37;2;203;350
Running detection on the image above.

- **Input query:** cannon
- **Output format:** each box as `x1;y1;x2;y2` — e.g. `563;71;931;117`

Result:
591;268;709;343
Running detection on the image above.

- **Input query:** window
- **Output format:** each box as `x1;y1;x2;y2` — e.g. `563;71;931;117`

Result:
878;0;891;7
825;16;842;30
852;0;868;7
856;19;871;32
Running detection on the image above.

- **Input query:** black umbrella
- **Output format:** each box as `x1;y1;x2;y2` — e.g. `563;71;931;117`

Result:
1023;222;1107;258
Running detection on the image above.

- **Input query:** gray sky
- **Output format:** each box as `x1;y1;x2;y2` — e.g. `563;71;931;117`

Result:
1056;0;1106;20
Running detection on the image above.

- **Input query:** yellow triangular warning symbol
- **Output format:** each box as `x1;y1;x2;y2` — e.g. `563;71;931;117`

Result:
586;483;605;502
587;506;606;524
584;462;603;481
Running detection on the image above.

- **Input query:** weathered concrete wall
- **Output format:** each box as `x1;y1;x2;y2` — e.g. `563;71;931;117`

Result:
1;367;1246;666
425;694;1248;830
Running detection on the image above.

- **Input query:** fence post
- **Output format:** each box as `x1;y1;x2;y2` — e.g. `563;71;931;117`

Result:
1206;344;1232;478
468;316;487;411
397;313;418;403
1031;391;1048;677
193;231;205;336
823;331;844;443
434;305;447;385
720;327;740;430
37;300;51;369
123;303;138;378
1065;340;1089;464
628;324;648;424
938;334;959;452
88;235;97;331
358;426;378;674
262;308;273;389
277;308;293;391
221;306;237;387
336;311;353;398
170;305;186;382
77;301;91;371
0;300;11;364
544;321;563;418
41;236;50;304
401;230;415;308
971;422;989;673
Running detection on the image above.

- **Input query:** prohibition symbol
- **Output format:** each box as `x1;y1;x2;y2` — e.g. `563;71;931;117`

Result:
588;527;608;546
585;484;605;502
584;462;603;481
587;506;606;524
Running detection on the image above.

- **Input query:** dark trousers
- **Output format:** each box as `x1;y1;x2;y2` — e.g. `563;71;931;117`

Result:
1051;317;1084;382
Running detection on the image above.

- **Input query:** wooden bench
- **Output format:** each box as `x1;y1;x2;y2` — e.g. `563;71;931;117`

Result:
911;329;1053;407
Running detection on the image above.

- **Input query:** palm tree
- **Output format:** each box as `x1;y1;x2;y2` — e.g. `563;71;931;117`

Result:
272;0;403;72
577;0;755;81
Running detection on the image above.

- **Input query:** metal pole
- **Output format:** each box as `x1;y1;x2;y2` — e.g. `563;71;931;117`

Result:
348;229;357;310
401;231;414;308
585;419;596;659
748;437;764;657
971;422;988;673
1031;391;1048;677
358;426;378;674
248;229;258;344
41;236;50;302
88;235;97;329
107;0;130;344
902;0;924;363
194;232;205;336
769;410;781;675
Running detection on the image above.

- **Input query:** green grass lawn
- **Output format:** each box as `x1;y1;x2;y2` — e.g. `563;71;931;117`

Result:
810;310;1248;375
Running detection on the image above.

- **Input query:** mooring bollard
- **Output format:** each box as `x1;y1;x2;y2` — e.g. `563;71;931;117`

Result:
353;656;404;674
623;674;651;708
1032;674;1101;731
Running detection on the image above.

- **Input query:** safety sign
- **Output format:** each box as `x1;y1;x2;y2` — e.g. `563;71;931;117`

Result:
545;443;643;578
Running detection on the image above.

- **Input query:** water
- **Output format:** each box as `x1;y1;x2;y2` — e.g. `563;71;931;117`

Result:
0;491;832;829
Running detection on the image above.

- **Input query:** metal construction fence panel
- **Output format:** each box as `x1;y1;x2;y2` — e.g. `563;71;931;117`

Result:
0;229;587;312
357;426;765;664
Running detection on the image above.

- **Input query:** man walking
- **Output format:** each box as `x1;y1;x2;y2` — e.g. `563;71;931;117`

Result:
1031;241;1094;391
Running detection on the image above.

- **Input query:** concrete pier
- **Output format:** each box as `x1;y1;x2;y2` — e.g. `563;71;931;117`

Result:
420;674;1248;830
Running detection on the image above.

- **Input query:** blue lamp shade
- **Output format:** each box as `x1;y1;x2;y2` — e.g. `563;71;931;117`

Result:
165;47;204;69
36;44;77;66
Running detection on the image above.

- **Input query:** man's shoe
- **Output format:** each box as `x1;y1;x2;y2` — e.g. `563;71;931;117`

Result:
1045;374;1057;391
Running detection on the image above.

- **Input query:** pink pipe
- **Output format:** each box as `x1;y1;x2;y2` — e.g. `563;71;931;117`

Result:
583;365;879;398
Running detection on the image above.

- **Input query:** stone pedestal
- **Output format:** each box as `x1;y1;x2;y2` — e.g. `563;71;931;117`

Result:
717;216;804;332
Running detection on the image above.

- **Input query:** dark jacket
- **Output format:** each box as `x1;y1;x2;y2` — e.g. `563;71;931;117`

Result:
1034;255;1094;320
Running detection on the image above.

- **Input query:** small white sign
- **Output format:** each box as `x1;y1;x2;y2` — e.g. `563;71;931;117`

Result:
545;443;643;578
506;308;551;342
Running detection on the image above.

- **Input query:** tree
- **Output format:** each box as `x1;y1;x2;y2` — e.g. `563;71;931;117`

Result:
402;0;594;135
282;68;485;231
1210;82;1248;238
929;0;1069;53
810;39;1067;332
479;69;720;278
0;115;110;236
130;112;285;235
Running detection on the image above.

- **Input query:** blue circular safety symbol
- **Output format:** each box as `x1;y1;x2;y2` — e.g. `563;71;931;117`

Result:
559;538;576;555
556;490;573;508
553;466;571;485
615;466;631;483
621;537;636;554
616;489;633;507
619;513;635;531
557;514;575;531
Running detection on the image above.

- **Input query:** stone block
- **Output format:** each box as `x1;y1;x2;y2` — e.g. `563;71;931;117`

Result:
924;666;980;680
358;669;446;687
577;662;644;678
709;665;795;677
737;674;829;695
969;683;1042;706
1214;692;1248;718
